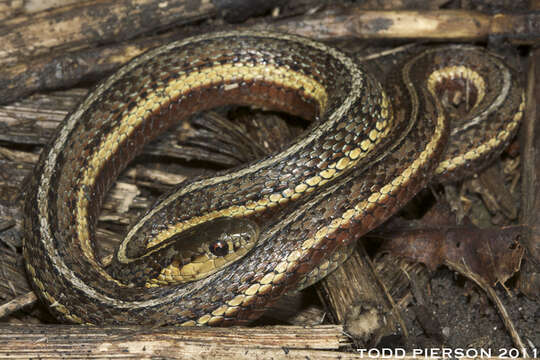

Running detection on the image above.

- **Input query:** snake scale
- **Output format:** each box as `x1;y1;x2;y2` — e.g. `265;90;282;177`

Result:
23;31;524;326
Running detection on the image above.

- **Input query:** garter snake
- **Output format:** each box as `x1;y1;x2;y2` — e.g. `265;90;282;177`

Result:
23;31;524;326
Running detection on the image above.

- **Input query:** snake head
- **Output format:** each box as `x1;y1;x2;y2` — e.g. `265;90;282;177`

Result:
145;217;260;287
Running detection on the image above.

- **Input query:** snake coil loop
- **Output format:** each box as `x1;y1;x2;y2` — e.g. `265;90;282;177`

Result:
24;31;524;325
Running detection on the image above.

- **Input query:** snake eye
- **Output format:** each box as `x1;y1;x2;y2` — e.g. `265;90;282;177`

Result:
209;240;229;257
147;217;260;286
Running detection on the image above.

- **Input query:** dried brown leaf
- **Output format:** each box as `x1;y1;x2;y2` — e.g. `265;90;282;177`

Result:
378;203;524;286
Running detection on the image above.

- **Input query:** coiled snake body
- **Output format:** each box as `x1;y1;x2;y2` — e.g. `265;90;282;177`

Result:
23;31;524;325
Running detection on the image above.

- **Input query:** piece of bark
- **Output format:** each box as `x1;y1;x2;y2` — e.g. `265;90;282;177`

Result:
0;292;37;320
316;244;406;346
257;8;540;44
0;0;88;19
0;0;227;104
0;0;299;104
518;46;540;299
0;0;292;64
213;0;287;23
0;34;175;105
22;0;81;14
0;324;350;359
0;0;308;104
0;0;222;63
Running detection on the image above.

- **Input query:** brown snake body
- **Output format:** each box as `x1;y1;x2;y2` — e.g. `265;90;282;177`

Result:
23;31;524;325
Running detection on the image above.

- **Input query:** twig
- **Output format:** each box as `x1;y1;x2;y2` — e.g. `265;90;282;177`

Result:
0;292;37;319
445;260;529;357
